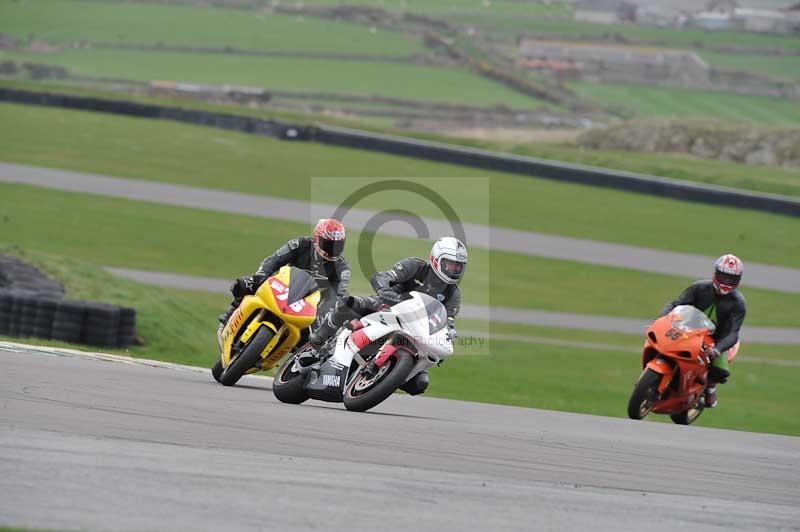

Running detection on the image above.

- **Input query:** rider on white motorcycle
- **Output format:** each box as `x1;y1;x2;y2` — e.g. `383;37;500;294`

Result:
306;237;467;396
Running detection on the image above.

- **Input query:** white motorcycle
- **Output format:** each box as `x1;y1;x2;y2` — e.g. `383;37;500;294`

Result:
272;291;454;412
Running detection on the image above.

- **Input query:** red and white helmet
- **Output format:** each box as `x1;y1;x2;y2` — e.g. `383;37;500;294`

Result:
712;254;743;295
312;219;346;261
430;237;468;284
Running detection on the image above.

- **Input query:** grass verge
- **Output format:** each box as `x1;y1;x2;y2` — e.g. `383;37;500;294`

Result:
2;102;799;269
0;245;222;365
2;183;799;327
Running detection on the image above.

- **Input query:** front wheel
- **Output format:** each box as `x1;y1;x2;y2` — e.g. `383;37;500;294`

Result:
272;351;310;404
343;352;414;412
219;327;274;386
670;405;704;425
627;368;662;420
211;359;224;383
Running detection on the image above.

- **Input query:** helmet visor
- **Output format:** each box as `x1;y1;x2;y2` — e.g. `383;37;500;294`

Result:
715;272;740;287
319;237;345;259
440;258;466;279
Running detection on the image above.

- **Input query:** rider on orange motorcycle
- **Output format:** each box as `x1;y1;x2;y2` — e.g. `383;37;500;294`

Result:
659;254;746;408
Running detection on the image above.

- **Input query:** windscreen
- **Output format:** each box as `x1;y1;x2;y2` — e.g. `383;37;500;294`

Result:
418;293;448;335
671;305;716;334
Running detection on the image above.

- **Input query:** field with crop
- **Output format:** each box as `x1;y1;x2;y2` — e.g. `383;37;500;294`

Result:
0;47;544;108
2;0;798;127
0;0;425;56
573;82;800;126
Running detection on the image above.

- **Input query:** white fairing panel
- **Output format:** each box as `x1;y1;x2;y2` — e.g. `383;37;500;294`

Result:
330;291;454;374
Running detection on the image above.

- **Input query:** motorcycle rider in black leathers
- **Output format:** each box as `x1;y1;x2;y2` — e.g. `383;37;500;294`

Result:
305;236;467;396
659;254;746;408
218;219;350;336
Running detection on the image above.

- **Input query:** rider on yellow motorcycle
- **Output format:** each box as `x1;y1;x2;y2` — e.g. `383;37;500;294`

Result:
219;219;350;335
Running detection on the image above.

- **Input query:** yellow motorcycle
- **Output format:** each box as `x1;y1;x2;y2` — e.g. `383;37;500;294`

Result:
212;265;320;386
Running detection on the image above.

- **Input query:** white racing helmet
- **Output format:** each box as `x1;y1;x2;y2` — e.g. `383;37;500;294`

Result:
430;237;468;284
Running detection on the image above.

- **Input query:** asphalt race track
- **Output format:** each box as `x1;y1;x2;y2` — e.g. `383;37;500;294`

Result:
2;345;799;532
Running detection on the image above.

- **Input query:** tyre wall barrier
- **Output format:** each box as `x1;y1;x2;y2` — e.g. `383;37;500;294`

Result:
0;290;138;348
0;255;137;348
1;87;798;217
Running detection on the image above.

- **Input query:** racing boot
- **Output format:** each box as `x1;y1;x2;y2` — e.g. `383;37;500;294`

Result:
400;371;429;396
704;385;719;408
298;319;336;369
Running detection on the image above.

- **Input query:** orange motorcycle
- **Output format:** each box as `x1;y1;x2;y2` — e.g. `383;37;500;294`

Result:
627;305;717;425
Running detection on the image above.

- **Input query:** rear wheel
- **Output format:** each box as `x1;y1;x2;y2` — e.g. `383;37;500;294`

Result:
343;352;414;412
670;405;704;425
219;327;274;386
272;350;310;404
627;368;662;420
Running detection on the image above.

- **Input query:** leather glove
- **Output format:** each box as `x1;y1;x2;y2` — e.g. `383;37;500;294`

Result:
251;272;267;287
377;289;402;306
446;327;458;342
703;345;721;361
231;276;255;298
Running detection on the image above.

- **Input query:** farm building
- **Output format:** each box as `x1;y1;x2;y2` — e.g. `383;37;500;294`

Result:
518;39;710;86
573;0;636;24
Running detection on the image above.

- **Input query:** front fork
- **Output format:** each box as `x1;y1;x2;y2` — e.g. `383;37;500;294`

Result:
645;356;675;395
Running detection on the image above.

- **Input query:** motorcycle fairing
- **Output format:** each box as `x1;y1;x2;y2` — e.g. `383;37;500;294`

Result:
304;357;350;403
220;265;321;370
642;305;714;415
327;292;454;384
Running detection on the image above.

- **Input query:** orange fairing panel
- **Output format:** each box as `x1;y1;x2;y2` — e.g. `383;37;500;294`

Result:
645;357;674;393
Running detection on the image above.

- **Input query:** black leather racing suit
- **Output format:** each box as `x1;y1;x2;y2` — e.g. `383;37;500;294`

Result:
225;236;350;330
660;280;746;383
370;257;462;319
311;257;461;395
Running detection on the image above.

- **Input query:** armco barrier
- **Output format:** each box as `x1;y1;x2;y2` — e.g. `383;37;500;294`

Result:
2;88;799;217
311;125;800;217
0;88;310;140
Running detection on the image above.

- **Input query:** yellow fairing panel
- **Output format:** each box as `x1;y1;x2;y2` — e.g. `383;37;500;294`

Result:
256;266;320;329
220;295;265;367
221;265;321;370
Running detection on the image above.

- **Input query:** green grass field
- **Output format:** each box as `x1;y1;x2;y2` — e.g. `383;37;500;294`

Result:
698;51;800;81
0;47;542;108
4;0;797;126
2;102;799;270
1;245;222;364
4;79;799;200
3;246;797;436
573;82;800;126
471;140;800;199
2;183;798;327
473;15;800;51
0;0;426;56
